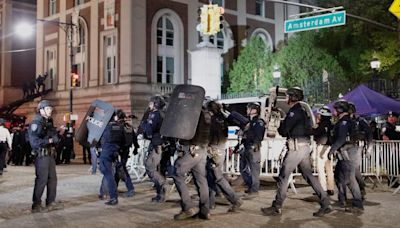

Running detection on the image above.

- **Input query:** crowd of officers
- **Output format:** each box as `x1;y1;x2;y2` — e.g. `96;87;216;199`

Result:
5;85;393;219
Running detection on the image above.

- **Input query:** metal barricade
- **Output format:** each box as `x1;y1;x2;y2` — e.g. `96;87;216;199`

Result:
126;138;150;182
223;138;400;194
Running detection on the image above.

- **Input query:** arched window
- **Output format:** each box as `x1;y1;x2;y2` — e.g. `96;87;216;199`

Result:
251;28;273;51
72;17;88;88
152;9;184;84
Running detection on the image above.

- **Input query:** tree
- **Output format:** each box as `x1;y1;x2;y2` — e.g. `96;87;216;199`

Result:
227;37;273;93
274;31;345;103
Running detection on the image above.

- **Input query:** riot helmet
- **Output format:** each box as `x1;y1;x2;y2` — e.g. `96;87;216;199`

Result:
286;87;304;102
37;100;53;118
247;102;261;116
348;102;356;114
317;106;332;117
333;100;350;114
115;109;126;120
206;100;222;114
149;95;165;110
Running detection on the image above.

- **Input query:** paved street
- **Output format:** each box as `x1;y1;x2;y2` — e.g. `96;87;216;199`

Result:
0;164;399;228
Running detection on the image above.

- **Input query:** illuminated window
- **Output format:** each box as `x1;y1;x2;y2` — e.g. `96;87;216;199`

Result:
49;0;56;16
256;0;265;17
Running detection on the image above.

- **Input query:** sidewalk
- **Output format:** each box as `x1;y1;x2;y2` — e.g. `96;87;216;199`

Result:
0;164;399;228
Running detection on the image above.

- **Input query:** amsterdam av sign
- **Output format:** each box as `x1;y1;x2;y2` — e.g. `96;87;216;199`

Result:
284;11;346;33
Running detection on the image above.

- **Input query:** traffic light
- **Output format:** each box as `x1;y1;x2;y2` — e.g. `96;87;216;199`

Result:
197;5;210;34
209;4;224;34
71;64;80;87
197;4;224;36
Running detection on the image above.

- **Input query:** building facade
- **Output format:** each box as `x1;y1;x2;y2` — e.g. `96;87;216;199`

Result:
0;0;36;106
16;0;299;127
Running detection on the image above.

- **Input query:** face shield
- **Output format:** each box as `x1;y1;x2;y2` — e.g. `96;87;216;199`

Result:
40;106;53;118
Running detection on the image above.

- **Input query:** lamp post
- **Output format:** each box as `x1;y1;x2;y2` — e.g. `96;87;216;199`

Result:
16;20;77;114
272;64;281;86
370;58;381;92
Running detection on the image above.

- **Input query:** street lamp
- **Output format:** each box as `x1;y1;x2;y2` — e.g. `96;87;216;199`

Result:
272;64;281;86
15;19;77;114
370;57;381;92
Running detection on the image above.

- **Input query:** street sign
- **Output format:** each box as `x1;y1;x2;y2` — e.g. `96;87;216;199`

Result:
284;11;346;33
389;0;400;20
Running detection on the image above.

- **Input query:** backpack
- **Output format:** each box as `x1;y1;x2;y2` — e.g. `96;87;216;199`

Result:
123;123;134;148
349;117;367;142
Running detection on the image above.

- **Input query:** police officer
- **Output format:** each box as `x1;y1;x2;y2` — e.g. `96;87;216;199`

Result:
206;100;243;212
29;100;63;213
140;96;167;203
329;100;363;213
99;110;125;205
261;87;331;217
312;106;335;195
173;109;210;220
348;102;373;200
114;109;135;197
239;102;265;197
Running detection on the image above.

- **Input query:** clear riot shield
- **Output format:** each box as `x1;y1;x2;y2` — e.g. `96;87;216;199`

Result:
160;85;205;140
75;99;115;147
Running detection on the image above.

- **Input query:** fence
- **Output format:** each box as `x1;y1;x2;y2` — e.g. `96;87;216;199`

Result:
222;139;400;193
126;139;400;193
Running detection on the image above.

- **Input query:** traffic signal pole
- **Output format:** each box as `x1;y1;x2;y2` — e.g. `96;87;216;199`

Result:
69;23;74;114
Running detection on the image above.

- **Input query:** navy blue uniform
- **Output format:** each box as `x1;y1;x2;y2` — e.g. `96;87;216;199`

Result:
330;114;363;209
240;115;265;193
141;110;166;202
99;120;124;202
207;113;241;210
272;103;329;211
28;114;59;209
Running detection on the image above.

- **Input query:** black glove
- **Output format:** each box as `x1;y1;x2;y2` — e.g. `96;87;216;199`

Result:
133;148;138;155
328;150;336;160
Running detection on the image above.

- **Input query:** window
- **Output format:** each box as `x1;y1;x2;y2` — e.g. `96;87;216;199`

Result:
75;0;84;6
214;0;224;7
73;17;88;88
255;0;265;17
45;48;57;90
210;32;224;49
251;28;273;51
104;35;117;84
152;9;184;85
157;17;174;46
49;0;56;16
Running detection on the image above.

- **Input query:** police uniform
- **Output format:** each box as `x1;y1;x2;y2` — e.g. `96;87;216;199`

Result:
350;115;372;198
239;115;265;194
141;109;166;202
206;110;242;212
264;102;330;216
28;114;60;211
330;114;363;210
173;110;210;220
99;118;124;205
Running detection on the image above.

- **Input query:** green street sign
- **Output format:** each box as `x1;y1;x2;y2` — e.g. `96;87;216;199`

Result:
284;11;346;33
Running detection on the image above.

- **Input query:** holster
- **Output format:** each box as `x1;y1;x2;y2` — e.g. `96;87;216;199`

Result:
287;138;309;151
337;144;352;161
177;144;200;157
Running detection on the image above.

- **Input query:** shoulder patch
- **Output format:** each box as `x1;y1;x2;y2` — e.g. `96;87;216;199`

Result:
342;121;347;126
31;124;38;132
289;112;295;117
149;113;155;119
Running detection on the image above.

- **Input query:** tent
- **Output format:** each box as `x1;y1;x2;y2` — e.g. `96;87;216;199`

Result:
326;84;400;116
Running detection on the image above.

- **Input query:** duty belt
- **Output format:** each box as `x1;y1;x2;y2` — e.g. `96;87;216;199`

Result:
287;138;310;151
177;144;201;157
36;148;56;158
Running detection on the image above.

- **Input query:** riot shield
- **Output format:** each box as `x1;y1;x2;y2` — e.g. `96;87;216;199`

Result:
75;99;115;147
160;85;205;140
